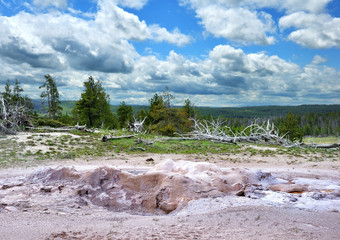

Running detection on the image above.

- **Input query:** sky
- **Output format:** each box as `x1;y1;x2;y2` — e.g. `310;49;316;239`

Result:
0;0;339;107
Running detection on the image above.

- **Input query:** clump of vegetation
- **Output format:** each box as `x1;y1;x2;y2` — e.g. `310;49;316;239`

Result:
146;89;193;136
39;74;63;120
72;76;117;129
277;112;303;142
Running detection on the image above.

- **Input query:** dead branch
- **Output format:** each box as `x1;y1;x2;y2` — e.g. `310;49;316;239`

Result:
131;116;146;133
102;134;137;142
136;138;154;145
308;143;340;149
188;118;291;146
130;147;146;151
0;93;32;135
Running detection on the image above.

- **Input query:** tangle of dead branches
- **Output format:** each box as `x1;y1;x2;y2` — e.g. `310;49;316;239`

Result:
187;117;291;145
0;93;32;134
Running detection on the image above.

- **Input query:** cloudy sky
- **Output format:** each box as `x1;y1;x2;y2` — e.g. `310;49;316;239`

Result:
0;0;339;107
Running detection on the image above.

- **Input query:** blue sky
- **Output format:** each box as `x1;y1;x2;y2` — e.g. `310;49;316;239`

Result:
0;0;339;107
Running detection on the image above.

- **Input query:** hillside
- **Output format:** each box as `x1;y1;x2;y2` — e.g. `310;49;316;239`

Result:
33;100;340;119
196;105;340;119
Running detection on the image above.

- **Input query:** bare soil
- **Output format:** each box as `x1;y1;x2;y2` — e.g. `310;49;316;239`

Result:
0;134;340;240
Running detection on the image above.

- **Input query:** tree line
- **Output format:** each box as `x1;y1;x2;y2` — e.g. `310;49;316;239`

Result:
1;75;339;140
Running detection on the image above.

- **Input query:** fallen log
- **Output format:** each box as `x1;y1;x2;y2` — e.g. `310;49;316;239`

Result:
102;134;137;142
136;138;154;145
130;147;146;151
310;143;340;149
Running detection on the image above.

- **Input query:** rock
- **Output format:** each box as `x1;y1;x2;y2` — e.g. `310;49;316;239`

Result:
4;206;18;212
269;184;307;193
307;191;326;200
332;189;340;197
40;187;52;193
1;182;23;190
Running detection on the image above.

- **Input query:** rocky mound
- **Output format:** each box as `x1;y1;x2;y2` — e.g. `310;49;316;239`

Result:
1;160;340;215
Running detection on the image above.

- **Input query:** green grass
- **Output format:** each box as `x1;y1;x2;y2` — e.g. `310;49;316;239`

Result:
0;130;339;168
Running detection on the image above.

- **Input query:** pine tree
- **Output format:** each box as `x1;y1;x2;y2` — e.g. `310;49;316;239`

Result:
117;101;133;129
39;74;62;120
147;93;191;136
280;112;303;142
72;76;115;129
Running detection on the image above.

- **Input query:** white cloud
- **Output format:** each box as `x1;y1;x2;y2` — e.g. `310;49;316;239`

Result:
180;0;332;13
180;1;276;45
33;0;67;9
279;12;340;48
0;0;191;76
1;42;339;106
199;6;275;45
148;25;191;46
0;0;339;107
114;0;150;10
244;0;332;13
96;0;150;41
179;0;335;46
311;55;327;65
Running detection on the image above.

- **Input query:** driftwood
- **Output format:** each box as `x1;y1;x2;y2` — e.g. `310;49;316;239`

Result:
312;143;340;149
102;134;137;142
131;116;146;133
136;138;154;145
188;118;290;146
301;143;340;149
130;147;146;151
75;123;94;133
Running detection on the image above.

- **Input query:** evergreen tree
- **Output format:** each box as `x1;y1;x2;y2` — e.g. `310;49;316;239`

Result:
279;112;303;142
161;86;174;108
72;76;115;129
117;101;133;129
182;98;195;118
39;74;62;120
147;93;190;136
3;80;12;105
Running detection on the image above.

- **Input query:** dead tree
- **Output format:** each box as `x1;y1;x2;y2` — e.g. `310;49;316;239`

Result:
188;118;292;145
131;116;146;133
0;93;32;135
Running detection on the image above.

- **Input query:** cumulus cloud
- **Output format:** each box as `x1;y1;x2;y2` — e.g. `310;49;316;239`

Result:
149;25;191;46
279;12;340;48
106;44;339;105
114;0;150;10
0;0;339;107
311;55;327;65
244;0;332;13
1;40;339;106
33;0;67;9
180;0;331;13
180;0;336;46
0;0;191;77
180;0;276;45
197;6;275;45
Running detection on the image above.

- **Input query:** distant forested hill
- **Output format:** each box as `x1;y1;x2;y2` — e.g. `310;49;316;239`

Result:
196;105;340;119
32;100;340;136
33;100;340;119
33;100;77;114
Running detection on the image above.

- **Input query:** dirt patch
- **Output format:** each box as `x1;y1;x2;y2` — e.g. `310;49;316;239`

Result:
1;131;340;239
1;159;340;239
